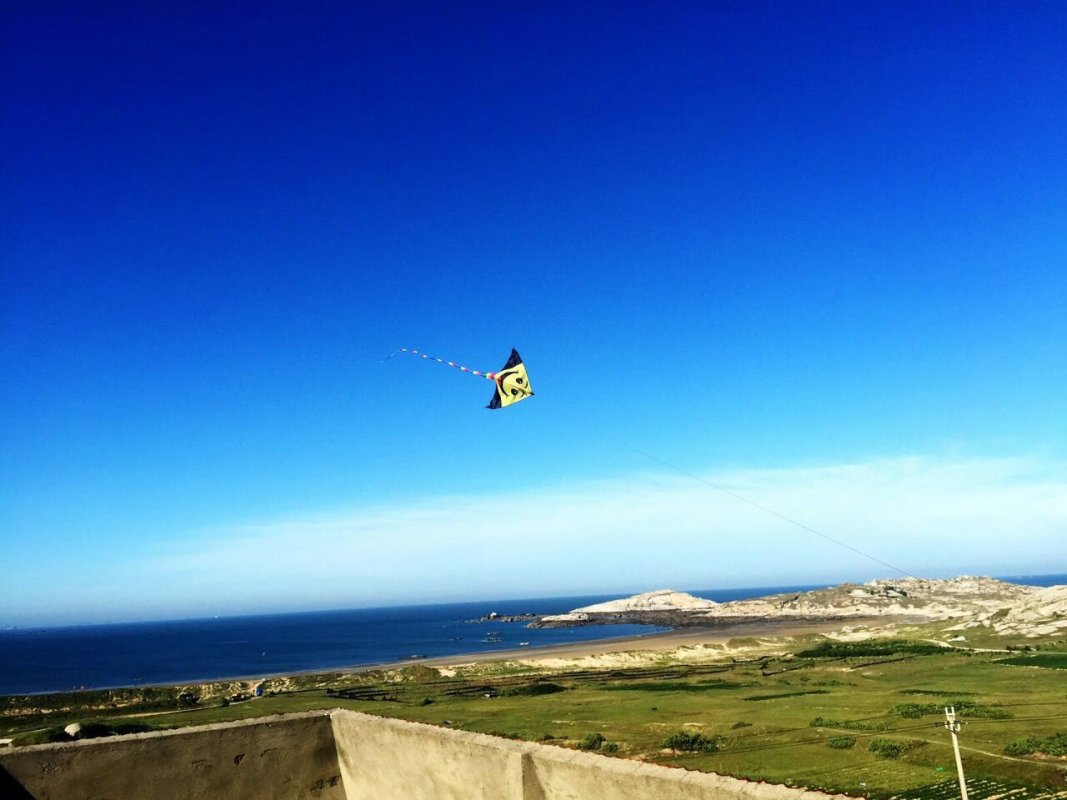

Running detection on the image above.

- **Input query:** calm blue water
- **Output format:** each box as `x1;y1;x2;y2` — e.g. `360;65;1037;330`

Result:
1;576;1062;696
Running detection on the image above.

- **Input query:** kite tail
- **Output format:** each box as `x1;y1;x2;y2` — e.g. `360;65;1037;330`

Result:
392;348;497;381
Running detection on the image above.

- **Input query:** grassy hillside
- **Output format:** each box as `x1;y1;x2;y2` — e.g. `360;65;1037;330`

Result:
5;642;1065;798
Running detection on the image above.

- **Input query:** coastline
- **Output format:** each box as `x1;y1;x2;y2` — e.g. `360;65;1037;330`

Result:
6;575;1064;697
5;616;903;698
341;615;897;674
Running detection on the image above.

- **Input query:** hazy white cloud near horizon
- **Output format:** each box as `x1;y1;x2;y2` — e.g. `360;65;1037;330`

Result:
8;454;1067;625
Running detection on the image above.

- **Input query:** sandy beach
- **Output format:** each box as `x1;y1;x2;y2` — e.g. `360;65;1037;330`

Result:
366;616;893;674
121;616;896;693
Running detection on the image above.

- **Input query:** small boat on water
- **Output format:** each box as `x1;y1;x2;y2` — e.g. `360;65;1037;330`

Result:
484;632;503;643
519;642;530;646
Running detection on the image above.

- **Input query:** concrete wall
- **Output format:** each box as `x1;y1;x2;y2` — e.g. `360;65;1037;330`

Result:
332;710;524;799
331;710;845;800
0;711;344;800
1;709;847;800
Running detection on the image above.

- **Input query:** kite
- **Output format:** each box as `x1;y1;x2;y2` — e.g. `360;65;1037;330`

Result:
390;348;534;409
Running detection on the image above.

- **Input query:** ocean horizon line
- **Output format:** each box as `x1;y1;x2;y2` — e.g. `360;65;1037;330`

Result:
4;572;1065;633
2;572;1064;697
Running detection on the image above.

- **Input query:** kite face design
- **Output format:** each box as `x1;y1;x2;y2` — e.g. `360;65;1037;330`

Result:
487;350;533;409
393;347;534;410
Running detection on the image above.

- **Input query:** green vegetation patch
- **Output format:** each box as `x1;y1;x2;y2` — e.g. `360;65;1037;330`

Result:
578;732;606;751
797;639;948;658
1004;732;1067;757
997;653;1067;670
601;680;746;693
868;738;926;759
891;701;1012;719
576;731;622;753
743;689;830;701
809;716;889;731
663;730;720;752
826;736;856;749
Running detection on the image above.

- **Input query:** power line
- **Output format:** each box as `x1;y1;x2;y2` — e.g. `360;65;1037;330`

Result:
964;714;1067;724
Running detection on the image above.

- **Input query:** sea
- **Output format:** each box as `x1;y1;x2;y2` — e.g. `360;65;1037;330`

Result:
1;575;1063;697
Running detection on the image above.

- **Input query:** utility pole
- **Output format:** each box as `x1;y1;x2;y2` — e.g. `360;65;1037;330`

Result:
944;706;969;800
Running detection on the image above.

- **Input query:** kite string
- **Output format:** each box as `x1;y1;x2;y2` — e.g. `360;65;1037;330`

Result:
386;348;496;382
383;352;911;578
593;429;919;580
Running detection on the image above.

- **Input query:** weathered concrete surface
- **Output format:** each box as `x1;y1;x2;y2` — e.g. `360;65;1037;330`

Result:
1;708;851;800
333;711;524;799
0;711;343;800
332;710;849;800
520;744;842;800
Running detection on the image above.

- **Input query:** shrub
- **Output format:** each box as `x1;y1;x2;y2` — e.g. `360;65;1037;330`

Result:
869;739;904;759
869;738;926;759
578;732;605;751
663;731;719;752
177;692;199;708
1044;732;1067;756
1004;736;1042;757
827;737;856;749
602;742;620;753
731;721;753;729
1005;732;1067;757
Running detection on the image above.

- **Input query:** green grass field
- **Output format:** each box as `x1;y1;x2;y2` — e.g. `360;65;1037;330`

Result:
5;644;1067;798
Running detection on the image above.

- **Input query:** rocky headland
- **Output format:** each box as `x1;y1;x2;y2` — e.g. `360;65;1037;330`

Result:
531;577;1067;638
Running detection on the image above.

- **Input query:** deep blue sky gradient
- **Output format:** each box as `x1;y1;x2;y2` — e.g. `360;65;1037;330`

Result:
3;3;1066;623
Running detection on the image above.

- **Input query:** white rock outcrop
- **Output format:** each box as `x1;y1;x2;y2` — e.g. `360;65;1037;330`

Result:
574;589;719;614
538;590;718;624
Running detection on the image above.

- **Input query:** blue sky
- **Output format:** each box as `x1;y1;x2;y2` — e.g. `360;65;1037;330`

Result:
2;3;1065;626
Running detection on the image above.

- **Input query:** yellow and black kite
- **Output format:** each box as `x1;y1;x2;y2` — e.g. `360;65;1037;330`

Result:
391;348;534;409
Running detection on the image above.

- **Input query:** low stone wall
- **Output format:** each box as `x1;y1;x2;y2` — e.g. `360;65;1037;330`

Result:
0;711;343;800
1;709;848;800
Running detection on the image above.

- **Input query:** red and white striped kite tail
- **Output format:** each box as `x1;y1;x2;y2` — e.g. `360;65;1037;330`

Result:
394;348;499;382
